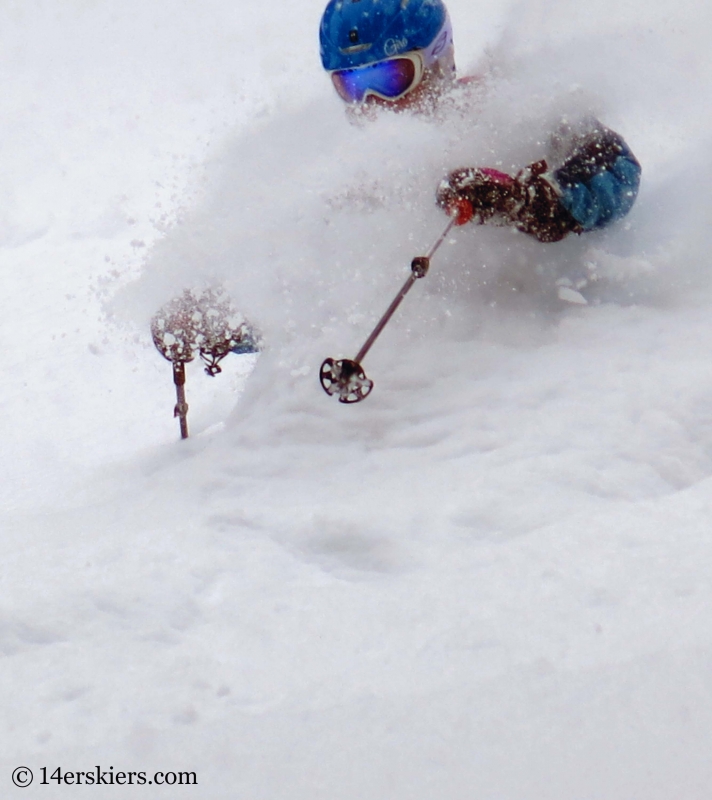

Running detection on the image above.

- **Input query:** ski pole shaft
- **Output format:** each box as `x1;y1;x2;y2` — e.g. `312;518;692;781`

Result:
355;271;417;364
426;215;456;259
353;216;456;364
173;361;189;439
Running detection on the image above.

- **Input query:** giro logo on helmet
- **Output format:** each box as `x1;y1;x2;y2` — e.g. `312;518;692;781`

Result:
384;36;408;57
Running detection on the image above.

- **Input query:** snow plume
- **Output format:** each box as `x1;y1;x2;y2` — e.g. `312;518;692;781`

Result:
115;0;712;376
107;0;712;521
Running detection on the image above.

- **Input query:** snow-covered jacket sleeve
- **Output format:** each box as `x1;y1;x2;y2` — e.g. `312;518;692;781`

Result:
436;120;641;243
552;125;641;231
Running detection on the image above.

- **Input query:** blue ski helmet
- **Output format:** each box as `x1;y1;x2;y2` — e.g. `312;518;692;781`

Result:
320;0;452;72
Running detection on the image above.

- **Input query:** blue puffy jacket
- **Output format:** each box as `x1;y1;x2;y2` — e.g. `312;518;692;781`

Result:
553;125;641;231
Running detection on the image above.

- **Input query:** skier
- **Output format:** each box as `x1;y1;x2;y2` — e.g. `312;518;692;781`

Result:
318;0;641;242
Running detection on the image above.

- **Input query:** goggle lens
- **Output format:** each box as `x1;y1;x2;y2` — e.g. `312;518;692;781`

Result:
331;58;417;104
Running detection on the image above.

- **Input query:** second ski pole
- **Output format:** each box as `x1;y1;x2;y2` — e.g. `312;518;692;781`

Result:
320;216;457;404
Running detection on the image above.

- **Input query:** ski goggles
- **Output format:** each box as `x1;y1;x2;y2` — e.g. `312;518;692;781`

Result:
330;52;425;104
329;16;453;104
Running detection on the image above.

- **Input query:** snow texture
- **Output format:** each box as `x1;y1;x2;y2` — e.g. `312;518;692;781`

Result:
2;0;712;797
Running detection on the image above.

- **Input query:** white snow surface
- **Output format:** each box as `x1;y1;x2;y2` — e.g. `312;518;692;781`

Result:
3;0;712;797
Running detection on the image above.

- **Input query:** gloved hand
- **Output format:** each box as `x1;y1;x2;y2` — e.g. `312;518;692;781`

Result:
436;160;582;243
436;167;518;226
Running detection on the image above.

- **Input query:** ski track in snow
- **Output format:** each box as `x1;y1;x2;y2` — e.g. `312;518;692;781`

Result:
2;0;712;797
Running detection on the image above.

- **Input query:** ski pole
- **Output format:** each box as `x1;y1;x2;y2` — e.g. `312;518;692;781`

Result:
320;216;456;404
172;361;189;439
151;287;261;441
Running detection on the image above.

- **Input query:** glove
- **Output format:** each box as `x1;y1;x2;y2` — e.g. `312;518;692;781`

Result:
436;167;518;226
436;160;582;243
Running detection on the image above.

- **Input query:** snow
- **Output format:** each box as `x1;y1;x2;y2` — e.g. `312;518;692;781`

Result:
2;0;712;797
